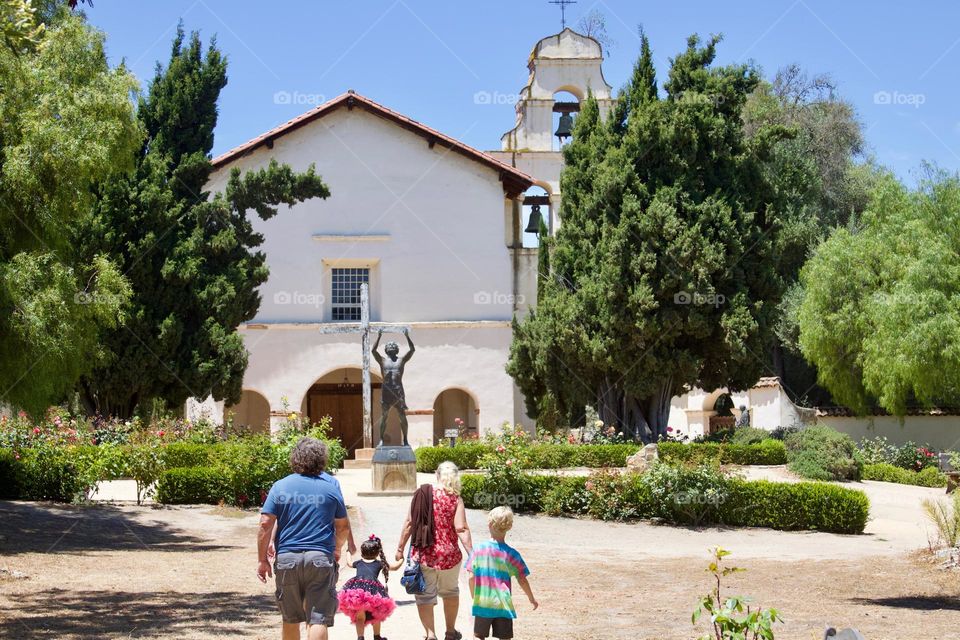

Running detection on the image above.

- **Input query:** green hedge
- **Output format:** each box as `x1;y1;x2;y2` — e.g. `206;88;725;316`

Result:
657;440;787;466
416;443;641;473
155;467;232;504
862;463;947;487
460;471;869;534
418;441;785;473
0;449;85;502
720;479;869;534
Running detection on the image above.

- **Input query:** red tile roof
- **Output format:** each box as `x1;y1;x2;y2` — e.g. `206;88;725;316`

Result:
211;91;534;198
816;406;960;417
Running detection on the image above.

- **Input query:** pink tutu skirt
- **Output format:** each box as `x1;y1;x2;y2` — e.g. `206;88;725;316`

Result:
338;577;397;625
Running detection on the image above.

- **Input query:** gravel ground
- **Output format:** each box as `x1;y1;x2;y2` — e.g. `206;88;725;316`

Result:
0;469;957;639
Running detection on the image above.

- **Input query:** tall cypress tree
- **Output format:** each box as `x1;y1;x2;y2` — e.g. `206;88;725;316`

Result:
509;34;783;441
76;25;330;418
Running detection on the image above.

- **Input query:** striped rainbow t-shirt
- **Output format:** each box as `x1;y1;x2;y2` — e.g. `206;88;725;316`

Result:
465;540;530;619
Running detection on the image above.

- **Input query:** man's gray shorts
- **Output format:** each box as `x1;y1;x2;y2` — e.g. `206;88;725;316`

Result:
274;550;338;626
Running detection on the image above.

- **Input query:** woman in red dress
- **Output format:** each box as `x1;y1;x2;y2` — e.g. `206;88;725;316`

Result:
397;461;474;640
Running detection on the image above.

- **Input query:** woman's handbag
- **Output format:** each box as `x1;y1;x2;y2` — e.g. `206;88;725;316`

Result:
400;545;426;594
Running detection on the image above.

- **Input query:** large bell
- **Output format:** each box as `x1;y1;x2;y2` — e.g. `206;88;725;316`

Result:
554;113;574;141
524;203;543;234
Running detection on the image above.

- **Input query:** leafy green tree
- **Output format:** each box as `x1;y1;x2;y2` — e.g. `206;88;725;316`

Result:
743;64;877;403
509;34;783;441
0;1;140;414
798;167;960;415
77;26;330;418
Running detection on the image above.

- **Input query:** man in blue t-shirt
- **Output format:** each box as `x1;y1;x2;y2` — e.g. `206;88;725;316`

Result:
257;438;350;640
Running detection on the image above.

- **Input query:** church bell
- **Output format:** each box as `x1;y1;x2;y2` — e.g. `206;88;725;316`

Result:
554;112;574;141
524;203;543;234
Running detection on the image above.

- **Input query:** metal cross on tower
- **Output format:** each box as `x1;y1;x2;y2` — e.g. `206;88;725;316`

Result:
548;0;577;28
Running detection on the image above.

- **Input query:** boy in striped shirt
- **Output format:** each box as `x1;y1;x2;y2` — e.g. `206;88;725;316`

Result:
465;506;539;640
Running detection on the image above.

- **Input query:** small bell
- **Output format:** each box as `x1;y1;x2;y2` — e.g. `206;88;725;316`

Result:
554;113;574;141
524;203;543;234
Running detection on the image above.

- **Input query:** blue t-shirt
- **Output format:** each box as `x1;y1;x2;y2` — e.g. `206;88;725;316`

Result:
261;472;347;554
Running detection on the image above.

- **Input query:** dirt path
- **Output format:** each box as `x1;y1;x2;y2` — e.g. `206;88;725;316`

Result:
0;470;957;639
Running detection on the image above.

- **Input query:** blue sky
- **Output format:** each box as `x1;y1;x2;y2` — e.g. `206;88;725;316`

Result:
86;0;960;183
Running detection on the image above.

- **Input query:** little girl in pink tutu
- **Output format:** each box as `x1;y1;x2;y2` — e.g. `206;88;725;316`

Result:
339;534;403;640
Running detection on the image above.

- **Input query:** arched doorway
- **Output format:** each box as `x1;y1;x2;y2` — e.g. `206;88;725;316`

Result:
224;390;271;434
707;391;736;433
301;368;383;455
432;388;478;444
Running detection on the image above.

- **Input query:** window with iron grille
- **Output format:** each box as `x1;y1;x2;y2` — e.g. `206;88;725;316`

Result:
331;267;369;321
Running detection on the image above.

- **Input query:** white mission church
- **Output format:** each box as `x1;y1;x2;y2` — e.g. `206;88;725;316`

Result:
187;28;816;458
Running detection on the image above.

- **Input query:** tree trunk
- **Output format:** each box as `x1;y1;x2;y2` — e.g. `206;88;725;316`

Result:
595;377;674;443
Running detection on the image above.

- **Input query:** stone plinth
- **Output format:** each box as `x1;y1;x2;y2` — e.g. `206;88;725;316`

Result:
358;445;417;496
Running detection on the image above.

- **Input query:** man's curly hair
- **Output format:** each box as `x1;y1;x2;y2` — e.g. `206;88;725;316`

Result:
289;437;329;475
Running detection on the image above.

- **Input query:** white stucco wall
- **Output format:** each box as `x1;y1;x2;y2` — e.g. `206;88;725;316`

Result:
195;104;535;448
206;107;518;324
818;415;960;451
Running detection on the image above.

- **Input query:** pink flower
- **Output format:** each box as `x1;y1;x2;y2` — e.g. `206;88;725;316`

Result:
455;418;463;425
585;481;595;491
567;434;576;444
496;445;506;453
667;427;673;432
157;430;166;438
14;453;20;460
32;427;40;435
18;411;27;418
506;459;514;466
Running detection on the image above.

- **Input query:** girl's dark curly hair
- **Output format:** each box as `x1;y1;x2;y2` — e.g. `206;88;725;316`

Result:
289;437;328;476
361;535;390;583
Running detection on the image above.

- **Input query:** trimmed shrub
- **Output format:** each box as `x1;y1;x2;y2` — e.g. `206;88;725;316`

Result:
461;468;870;534
862;463;947;487
415;443;640;473
0;449;21;499
155;467;231;505
542;476;590;516
721;479;869;534
15;449;85;502
786;426;862;481
162;442;214;469
416;443;489;473
729;426;771;445
657;441;787;466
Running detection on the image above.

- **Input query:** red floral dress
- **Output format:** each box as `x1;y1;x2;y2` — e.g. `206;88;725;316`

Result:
414;487;462;570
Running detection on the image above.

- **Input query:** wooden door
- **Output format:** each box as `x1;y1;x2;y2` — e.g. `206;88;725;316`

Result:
310;392;364;455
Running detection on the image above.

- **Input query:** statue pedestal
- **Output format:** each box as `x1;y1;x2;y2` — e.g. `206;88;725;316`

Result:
358;446;417;496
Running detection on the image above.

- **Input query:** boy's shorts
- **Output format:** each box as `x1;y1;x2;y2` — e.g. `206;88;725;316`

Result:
474;616;514;639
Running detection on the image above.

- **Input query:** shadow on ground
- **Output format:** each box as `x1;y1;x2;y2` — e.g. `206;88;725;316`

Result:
0;588;273;638
849;595;960;611
0;501;229;555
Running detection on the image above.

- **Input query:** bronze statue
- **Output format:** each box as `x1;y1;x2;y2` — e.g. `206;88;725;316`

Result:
372;328;414;447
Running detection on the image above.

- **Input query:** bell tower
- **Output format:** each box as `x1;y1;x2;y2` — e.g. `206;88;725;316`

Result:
489;28;615;234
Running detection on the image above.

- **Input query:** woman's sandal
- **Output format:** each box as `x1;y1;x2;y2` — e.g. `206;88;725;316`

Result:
444;632;463;640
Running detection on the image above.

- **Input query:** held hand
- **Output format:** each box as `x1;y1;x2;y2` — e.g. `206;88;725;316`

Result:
257;560;272;583
395;549;404;562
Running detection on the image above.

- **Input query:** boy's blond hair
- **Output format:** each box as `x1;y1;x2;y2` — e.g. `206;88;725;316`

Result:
487;505;514;536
